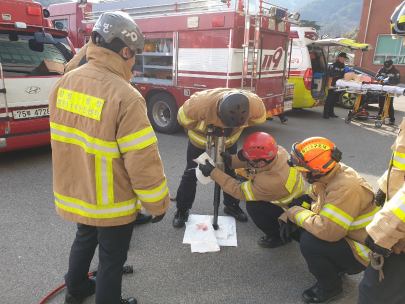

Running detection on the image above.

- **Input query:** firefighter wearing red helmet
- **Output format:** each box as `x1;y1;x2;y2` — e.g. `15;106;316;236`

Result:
198;132;307;248
279;137;377;304
173;89;266;228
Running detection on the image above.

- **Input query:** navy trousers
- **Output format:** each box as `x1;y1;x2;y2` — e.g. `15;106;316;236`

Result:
65;221;135;304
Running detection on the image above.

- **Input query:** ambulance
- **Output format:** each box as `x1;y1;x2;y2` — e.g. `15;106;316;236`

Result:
288;27;372;108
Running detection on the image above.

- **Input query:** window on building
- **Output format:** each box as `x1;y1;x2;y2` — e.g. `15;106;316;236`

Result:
374;34;405;65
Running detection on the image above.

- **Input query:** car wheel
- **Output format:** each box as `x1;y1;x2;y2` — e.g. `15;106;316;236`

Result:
339;92;357;109
147;92;182;134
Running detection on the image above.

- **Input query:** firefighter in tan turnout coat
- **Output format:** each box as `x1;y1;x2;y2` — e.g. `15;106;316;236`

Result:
173;88;266;228
198;132;307;248
279;137;377;304
49;12;169;304
357;118;405;304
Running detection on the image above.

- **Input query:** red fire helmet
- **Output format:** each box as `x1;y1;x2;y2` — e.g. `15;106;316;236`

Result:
242;132;278;160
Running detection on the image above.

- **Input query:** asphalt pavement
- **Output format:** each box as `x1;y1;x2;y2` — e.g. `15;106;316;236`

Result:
1;98;403;304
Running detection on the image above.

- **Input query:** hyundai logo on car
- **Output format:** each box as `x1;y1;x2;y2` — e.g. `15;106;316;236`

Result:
25;86;41;94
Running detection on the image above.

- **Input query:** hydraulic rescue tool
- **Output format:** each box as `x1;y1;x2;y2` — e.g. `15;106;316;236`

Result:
205;125;232;230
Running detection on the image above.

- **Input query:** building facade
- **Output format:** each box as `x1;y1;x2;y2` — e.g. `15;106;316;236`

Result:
354;0;405;80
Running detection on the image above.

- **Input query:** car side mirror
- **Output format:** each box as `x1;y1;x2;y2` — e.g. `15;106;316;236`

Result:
29;39;44;52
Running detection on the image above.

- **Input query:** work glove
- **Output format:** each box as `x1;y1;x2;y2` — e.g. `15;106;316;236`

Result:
288;194;313;209
379;76;385;81
199;159;215;177
384;79;389;83
365;235;391;257
237;149;248;162
220;151;232;167
279;218;295;244
375;188;387;207
344;67;352;73
151;213;165;223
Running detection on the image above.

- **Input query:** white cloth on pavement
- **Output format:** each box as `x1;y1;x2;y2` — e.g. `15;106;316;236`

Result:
183;214;237;253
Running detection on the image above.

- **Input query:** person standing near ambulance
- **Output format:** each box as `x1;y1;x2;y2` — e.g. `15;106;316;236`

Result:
173;89;266;228
198;132;307;248
280;137;377;304
49;12;170;304
323;53;348;119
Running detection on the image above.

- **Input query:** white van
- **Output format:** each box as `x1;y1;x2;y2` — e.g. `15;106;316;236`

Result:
288;27;372;108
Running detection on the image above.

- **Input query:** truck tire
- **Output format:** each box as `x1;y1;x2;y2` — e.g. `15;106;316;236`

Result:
147;92;182;134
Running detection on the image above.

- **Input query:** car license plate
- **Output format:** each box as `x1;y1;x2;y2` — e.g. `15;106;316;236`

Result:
13;107;49;120
284;100;293;111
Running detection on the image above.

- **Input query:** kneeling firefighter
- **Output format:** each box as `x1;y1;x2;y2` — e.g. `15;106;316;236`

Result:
173;88;266;228
49;12;170;304
198;132;307;248
357;5;405;303
279;137;378;304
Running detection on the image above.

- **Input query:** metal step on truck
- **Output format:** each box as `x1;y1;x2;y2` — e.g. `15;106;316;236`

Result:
48;0;299;134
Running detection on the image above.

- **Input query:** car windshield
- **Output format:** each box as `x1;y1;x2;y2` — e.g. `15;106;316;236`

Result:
0;32;74;77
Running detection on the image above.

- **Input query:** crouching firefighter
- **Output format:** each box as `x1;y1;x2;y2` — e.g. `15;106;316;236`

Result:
198;132;307;248
279;137;378;304
173;88;266;228
49;12;170;304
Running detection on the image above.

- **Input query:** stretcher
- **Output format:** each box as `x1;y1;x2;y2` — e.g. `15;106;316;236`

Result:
334;80;405;127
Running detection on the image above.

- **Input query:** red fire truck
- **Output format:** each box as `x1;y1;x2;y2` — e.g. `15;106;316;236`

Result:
0;0;75;152
48;0;298;134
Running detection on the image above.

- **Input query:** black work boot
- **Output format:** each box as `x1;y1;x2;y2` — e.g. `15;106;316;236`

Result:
65;279;96;304
224;203;248;222
134;212;152;225
172;209;190;228
258;235;284;248
121;297;137;304
328;112;338;118
302;284;343;304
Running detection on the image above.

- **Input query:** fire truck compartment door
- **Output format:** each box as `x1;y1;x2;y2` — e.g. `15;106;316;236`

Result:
307;38;373;51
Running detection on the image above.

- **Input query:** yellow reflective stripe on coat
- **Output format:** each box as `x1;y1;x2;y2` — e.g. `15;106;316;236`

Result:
349;206;381;230
391;151;405;171
226;130;243;145
285;168;298;193
241;180;256;201
275;174;304;205
387;192;405;223
251;112;266;124
95;155;114;205
50;122;120;158
195;120;207;132
134;180;169;203
117;126;157;153
178;106;196;125
352;240;371;262
296;210;313;227
188;130;207;146
57;88;105;121
55;191;141;219
320;204;354;230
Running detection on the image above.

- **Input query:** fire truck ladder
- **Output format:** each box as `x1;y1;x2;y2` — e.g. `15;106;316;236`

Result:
241;0;289;91
84;0;233;21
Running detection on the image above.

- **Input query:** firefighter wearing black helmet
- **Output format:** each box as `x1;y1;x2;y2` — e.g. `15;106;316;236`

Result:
49;11;170;304
173;88;266;228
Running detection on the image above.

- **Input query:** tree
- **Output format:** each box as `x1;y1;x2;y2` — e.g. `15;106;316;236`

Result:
299;19;322;31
